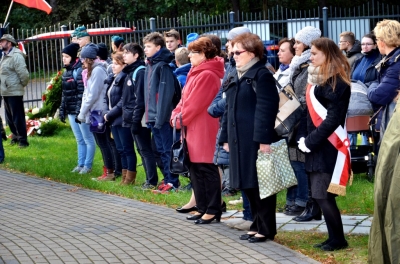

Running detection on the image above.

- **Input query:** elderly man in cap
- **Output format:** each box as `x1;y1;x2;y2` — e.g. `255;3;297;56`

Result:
0;34;30;148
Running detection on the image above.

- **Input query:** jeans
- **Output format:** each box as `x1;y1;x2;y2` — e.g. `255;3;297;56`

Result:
149;122;179;187
3;96;28;144
111;125;137;171
286;161;308;207
93;125;122;174
0;139;4;162
68;115;96;168
241;190;253;221
134;126;158;186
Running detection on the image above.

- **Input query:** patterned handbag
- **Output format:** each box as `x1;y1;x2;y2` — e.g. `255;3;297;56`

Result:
257;139;297;199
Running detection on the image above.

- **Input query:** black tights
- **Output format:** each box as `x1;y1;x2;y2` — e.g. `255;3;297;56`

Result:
315;194;346;243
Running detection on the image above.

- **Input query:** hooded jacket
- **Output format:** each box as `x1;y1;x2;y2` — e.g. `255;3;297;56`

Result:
346;40;363;68
144;48;176;129
0;47;29;96
78;61;108;123
171;57;224;163
59;59;84;118
103;71;127;126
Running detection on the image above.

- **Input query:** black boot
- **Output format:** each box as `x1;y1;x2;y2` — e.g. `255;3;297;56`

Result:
292;199;322;222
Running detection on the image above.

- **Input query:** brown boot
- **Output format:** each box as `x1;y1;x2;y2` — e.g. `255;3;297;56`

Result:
119;169;128;185
98;169;115;181
122;170;137;185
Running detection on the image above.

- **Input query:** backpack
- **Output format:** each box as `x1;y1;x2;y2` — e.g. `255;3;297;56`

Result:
160;63;182;107
132;65;146;85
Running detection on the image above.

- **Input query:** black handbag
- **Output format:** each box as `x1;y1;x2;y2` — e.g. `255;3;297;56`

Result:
89;110;106;133
169;115;190;175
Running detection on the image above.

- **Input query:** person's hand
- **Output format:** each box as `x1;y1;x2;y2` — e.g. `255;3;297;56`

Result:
223;143;229;152
298;137;311;153
75;116;81;124
259;144;272;154
59;115;66;123
131;122;140;135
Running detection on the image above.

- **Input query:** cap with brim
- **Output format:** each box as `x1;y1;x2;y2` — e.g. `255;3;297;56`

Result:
76;31;90;39
0;34;17;45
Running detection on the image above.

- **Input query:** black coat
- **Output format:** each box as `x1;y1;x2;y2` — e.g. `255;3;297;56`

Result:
103;71;127;126
220;61;279;189
298;77;351;174
59;60;84;118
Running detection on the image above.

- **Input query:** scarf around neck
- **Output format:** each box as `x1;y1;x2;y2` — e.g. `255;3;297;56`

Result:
237;57;259;79
307;64;324;85
289;49;311;80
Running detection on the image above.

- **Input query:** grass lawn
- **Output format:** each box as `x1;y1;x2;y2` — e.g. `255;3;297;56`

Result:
1;121;373;263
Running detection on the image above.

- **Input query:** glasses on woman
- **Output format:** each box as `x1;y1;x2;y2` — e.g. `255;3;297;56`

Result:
361;43;374;46
232;50;247;56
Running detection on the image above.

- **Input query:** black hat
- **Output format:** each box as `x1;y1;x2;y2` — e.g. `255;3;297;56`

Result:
62;43;80;62
97;43;109;61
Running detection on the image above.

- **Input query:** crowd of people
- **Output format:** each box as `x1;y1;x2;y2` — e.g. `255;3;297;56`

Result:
1;18;399;259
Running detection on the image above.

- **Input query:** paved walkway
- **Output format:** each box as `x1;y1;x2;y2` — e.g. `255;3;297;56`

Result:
0;170;369;264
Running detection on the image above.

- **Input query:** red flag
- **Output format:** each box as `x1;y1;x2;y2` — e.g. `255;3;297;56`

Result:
13;0;52;14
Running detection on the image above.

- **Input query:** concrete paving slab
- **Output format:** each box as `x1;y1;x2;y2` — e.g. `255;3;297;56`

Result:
316;224;354;234
351;226;371;235
359;216;373;227
279;223;321;231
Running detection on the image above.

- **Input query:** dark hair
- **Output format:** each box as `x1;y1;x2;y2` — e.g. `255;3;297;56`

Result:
362;33;377;45
123;43;144;60
111;52;125;65
278;38;295;56
310;37;351;89
164;29;180;40
188;37;218;59
143;32;165;48
201;34;222;57
231;33;264;60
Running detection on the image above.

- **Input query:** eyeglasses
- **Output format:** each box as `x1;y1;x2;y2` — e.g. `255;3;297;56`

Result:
189;51;200;55
339;41;348;44
232;50;247;56
361;43;374;46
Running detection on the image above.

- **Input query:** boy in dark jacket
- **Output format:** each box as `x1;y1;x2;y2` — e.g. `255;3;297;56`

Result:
142;32;180;192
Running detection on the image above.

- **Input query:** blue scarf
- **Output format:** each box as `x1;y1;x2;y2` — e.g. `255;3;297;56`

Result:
279;63;290;72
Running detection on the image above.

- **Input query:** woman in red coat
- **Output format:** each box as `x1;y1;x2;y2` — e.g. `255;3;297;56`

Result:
171;37;224;224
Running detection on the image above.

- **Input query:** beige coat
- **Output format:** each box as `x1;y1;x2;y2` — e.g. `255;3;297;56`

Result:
368;101;400;264
0;47;29;96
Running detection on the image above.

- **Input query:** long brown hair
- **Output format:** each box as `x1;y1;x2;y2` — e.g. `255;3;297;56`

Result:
84;58;95;78
311;37;351;89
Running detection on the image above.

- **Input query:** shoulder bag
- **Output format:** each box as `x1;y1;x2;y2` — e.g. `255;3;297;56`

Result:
89;110;106;133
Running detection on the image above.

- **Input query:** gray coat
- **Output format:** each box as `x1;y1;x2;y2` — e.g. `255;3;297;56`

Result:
0;48;29;96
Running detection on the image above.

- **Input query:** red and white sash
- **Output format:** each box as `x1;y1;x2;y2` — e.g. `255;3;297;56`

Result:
306;84;352;196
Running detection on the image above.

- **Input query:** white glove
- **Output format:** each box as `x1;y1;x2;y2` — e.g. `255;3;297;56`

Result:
298;137;311;153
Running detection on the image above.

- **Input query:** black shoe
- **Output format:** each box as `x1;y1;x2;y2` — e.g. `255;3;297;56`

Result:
1;131;7;141
18;141;29;148
293;199;322;222
10;139;18;146
239;233;256;240
284;205;305;216
221;201;226;212
248;236;268;243
176;206;198;213
320;240;348;251
186;213;204;220
194;213;221;224
313;238;332;248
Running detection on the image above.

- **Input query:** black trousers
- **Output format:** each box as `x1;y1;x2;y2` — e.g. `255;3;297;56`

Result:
190;163;221;215
243;188;277;238
3;96;28;143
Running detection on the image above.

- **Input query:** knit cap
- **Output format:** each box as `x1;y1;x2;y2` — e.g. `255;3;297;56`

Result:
227;27;251;40
186;33;199;46
80;43;98;59
111;35;124;48
97;43;109;60
62;43;80;62
294;26;321;47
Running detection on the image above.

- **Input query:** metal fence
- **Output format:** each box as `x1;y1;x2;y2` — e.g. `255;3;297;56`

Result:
5;1;400;108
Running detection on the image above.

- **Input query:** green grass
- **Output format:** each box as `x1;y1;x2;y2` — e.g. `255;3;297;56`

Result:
1;122;374;263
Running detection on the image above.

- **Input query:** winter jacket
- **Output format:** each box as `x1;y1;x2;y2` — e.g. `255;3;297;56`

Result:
103;71;127;126
368;101;400;264
367;47;400;135
122;60;146;128
0;47;29;96
346;40;363;68
59;59;84;119
78;61;108;123
351;48;381;86
220;60;280;189
144;48;176;129
171;57;224;163
173;63;191;88
298;77;351;174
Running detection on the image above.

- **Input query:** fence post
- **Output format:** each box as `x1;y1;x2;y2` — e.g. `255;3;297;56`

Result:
150;18;156;32
229;11;235;30
61;25;68;48
322;7;328;37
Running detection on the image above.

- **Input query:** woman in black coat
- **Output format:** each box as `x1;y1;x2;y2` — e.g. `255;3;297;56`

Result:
220;33;279;243
297;38;351;251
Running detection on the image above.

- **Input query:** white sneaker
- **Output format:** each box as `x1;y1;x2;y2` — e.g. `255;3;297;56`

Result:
223;218;246;228
71;166;83;173
228;197;243;205
79;167;92;174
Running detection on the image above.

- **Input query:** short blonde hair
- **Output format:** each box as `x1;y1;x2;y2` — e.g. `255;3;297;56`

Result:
339;31;355;45
175;47;190;65
374;19;400;48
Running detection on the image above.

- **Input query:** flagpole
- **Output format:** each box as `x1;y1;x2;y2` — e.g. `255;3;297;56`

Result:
3;0;14;27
